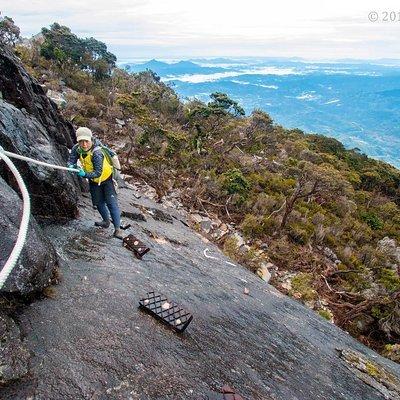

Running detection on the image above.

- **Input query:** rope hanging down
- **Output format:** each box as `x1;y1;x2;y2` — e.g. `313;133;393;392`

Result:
0;147;79;289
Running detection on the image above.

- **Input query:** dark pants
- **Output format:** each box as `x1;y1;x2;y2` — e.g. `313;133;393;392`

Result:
89;177;121;229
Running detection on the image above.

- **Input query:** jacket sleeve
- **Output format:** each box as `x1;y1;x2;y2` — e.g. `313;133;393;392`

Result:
84;150;104;179
68;145;79;166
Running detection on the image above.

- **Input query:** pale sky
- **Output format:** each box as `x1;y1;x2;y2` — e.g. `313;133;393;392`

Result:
2;0;400;60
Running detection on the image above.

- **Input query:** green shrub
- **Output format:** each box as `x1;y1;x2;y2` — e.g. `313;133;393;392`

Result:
222;236;240;261
287;222;313;245
221;168;250;197
72;114;87;126
261;215;281;235
241;214;264;238
360;212;383;230
318;309;333;321
378;268;400;292
290;273;317;301
383;344;400;362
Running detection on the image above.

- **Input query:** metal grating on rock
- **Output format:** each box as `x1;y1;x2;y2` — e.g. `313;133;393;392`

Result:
139;291;193;333
123;234;150;259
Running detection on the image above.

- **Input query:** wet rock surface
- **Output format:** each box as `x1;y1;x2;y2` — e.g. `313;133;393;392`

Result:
0;100;79;221
0;46;79;387
1;186;399;400
0;44;79;222
0;312;30;385
0;177;58;295
0;44;74;148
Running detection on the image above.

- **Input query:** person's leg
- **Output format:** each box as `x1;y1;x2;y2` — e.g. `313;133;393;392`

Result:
97;201;110;223
103;179;122;237
108;199;121;229
90;182;110;226
103;180;120;228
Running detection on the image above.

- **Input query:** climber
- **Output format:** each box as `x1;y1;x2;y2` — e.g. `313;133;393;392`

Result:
68;127;124;239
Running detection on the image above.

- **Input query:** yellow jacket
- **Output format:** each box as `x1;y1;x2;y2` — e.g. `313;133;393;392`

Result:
79;145;113;184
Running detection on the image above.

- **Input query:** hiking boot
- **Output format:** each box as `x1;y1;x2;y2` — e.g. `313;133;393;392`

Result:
95;219;110;228
113;228;124;240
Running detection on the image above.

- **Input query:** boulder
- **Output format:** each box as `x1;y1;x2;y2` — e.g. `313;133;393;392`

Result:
231;232;245;248
378;237;400;269
0;44;75;148
257;261;276;283
0;100;79;222
0;44;79;222
189;213;205;224
0;177;58;295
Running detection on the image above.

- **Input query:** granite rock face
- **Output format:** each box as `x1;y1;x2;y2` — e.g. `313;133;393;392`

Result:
0;176;58;295
0;45;79;385
0;100;79;221
0;44;74;147
0;312;30;385
0;44;79;222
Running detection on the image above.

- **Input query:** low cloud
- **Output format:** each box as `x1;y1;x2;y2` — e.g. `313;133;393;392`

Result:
2;0;400;59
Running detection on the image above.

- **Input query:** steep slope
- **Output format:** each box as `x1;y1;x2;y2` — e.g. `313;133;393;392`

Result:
1;186;399;400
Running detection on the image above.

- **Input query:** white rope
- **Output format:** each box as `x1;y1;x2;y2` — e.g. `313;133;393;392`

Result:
203;248;218;260
0;149;31;288
2;150;79;172
204;247;237;267
0;147;78;289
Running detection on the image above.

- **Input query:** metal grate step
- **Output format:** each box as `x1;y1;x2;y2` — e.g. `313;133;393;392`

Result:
123;234;150;259
139;291;193;333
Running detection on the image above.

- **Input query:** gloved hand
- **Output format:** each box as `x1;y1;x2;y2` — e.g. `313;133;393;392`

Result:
77;168;86;177
67;164;77;169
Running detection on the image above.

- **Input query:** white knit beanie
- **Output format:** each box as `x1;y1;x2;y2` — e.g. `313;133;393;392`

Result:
76;127;93;142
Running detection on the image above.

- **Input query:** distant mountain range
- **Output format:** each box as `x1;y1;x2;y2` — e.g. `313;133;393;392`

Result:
122;59;226;75
119;58;400;168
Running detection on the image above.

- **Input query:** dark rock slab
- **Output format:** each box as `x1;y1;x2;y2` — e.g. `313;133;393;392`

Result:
121;210;147;222
0;176;58;295
148;207;174;223
0;44;75;148
0;187;399;399
0;312;30;385
0;100;79;222
0;44;79;222
129;201;174;223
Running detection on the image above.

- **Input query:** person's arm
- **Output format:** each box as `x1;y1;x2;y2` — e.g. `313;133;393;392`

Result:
68;144;79;167
84;150;104;179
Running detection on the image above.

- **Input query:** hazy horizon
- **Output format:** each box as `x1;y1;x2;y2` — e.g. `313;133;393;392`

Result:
117;56;400;64
3;0;400;60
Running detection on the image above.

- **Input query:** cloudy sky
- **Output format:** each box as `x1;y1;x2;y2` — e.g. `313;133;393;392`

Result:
2;0;400;61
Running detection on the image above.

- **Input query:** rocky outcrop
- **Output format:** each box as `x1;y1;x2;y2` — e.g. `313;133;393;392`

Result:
0;100;79;221
46;89;67;109
0;177;58;295
0;45;79;384
378;237;400;270
0;43;79;222
0;44;74;147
